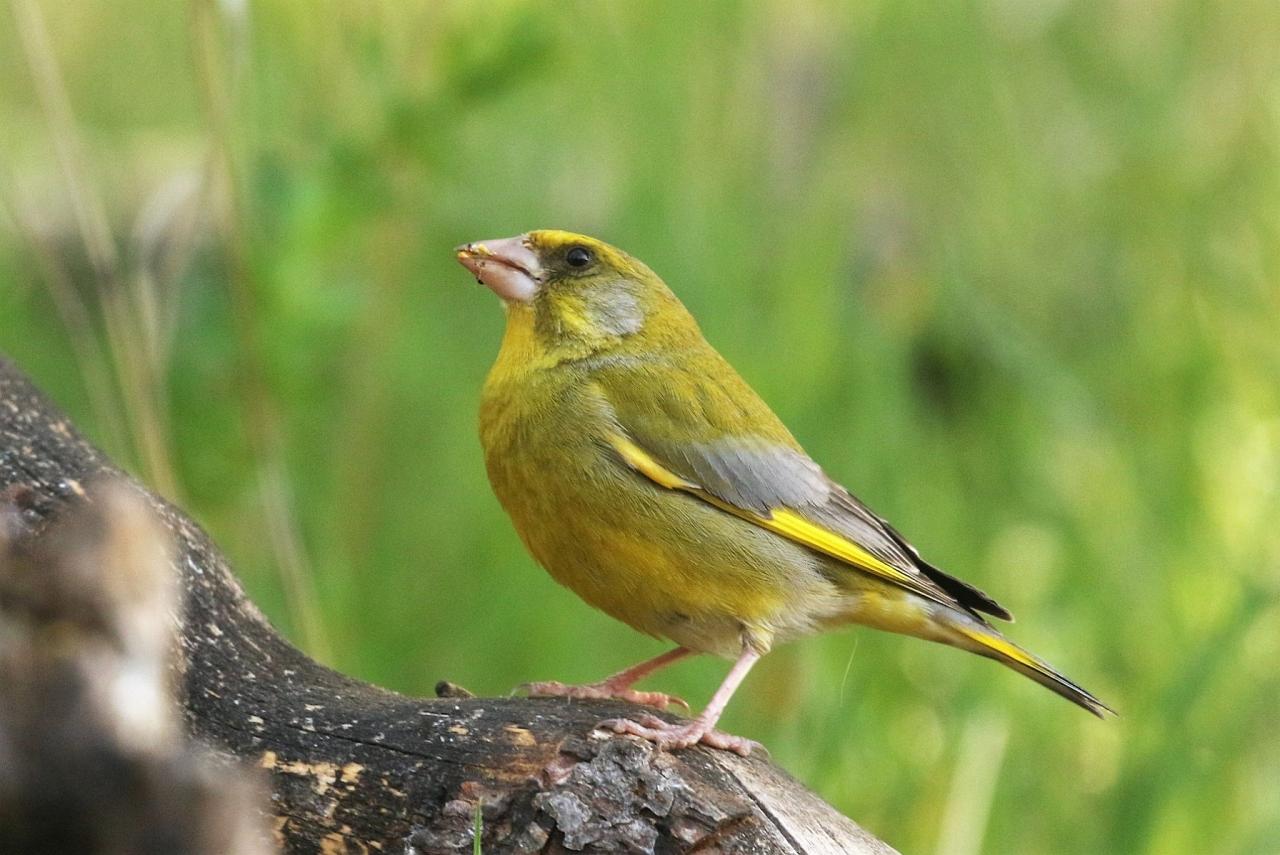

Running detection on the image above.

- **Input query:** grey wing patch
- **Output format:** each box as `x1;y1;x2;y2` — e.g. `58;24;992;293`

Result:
657;437;1012;619
640;436;831;514
641;436;923;572
639;436;978;607
595;375;996;617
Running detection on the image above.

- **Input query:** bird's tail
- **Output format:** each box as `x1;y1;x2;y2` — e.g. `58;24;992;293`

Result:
946;617;1114;718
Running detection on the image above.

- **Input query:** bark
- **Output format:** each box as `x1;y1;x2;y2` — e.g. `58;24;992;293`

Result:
0;357;896;855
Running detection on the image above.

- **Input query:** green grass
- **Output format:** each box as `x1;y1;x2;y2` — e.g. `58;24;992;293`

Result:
2;1;1279;852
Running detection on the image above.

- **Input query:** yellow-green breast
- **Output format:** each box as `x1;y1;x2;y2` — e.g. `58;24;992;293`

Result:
479;304;850;657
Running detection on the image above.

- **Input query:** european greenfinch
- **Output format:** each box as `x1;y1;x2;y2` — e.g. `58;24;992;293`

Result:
456;230;1111;755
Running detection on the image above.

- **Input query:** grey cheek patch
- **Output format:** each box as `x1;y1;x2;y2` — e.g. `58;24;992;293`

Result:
587;288;644;336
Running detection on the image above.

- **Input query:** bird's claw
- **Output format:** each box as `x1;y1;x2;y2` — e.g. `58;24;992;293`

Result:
596;713;760;756
520;680;690;712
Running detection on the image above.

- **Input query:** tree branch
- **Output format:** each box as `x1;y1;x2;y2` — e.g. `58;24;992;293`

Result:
0;356;895;854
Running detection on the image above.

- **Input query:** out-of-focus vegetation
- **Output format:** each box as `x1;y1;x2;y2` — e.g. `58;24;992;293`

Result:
2;1;1278;851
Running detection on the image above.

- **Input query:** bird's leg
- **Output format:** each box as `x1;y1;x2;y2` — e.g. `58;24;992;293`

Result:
598;646;763;755
522;647;693;711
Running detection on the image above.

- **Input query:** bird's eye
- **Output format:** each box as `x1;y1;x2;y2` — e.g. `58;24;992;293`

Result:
566;246;594;269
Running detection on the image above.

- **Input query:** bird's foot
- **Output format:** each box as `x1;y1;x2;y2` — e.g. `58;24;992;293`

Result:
521;680;690;712
596;712;760;756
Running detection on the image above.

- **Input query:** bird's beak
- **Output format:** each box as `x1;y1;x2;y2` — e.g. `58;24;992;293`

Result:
455;235;542;303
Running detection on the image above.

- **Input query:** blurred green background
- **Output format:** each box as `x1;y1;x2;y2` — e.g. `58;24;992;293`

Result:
2;1;1278;851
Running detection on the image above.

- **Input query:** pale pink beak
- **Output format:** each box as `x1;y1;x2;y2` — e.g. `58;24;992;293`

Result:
455;234;542;302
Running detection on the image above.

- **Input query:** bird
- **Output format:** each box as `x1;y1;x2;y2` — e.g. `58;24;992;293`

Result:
455;229;1111;754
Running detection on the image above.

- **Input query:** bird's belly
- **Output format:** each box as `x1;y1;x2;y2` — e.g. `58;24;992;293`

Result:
488;439;848;657
479;372;858;656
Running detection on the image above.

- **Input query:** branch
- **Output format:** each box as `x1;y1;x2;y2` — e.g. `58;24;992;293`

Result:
0;356;896;854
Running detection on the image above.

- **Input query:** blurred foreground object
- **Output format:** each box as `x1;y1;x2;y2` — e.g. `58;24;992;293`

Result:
0;482;270;854
0;356;895;854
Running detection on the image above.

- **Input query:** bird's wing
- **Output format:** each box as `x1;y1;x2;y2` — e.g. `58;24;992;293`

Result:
592;365;1010;620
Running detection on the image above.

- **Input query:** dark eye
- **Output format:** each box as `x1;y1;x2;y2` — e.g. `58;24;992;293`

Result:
566;246;594;269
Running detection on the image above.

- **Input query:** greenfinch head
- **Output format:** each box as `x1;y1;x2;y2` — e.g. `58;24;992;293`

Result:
457;230;692;356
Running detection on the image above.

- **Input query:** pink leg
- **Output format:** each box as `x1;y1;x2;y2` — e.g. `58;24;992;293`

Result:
598;646;763;755
523;647;693;711
599;647;693;688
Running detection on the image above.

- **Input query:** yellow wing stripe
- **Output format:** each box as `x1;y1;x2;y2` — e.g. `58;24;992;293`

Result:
608;433;946;604
762;508;922;588
608;434;696;490
953;624;1038;669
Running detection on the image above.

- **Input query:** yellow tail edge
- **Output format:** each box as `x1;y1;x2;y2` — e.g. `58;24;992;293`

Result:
953;624;1115;719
